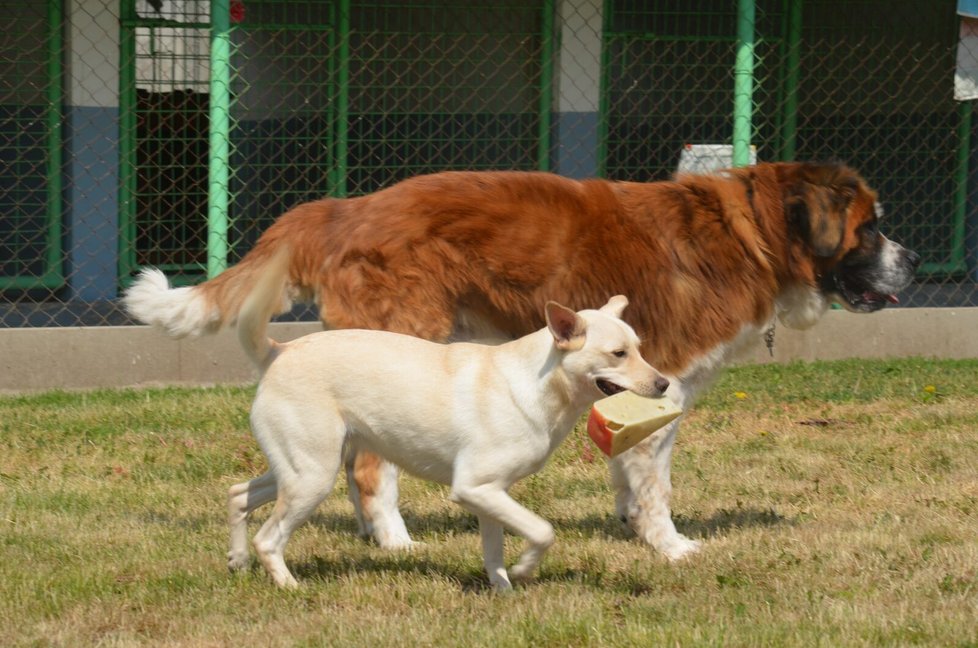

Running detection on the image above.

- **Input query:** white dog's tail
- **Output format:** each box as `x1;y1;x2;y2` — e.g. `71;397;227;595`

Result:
235;246;293;369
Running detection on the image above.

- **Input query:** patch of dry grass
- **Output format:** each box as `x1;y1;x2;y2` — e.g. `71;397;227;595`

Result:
1;359;976;646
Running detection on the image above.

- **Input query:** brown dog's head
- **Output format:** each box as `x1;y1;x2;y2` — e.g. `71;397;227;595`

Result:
778;163;920;319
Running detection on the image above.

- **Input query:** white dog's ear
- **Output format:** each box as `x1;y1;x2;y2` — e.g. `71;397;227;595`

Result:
599;295;629;318
545;301;586;351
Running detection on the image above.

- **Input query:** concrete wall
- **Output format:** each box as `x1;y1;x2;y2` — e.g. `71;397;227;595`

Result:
2;308;976;393
554;0;602;178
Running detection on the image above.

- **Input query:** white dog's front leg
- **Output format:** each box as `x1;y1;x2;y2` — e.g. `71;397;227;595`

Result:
609;419;701;561
451;484;555;587
346;451;414;549
477;515;511;590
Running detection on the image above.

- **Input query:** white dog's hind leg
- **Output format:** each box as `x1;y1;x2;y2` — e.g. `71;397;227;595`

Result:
253;465;340;588
610;419;701;561
252;411;345;588
227;471;277;571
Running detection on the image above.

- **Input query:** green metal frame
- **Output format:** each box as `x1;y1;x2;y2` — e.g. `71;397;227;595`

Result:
118;2;211;284
117;1;137;283
778;0;801;161
226;10;337;266
776;0;967;277
919;99;971;276
339;1;552;192
119;0;552;282
207;0;231;278
732;0;756;167
42;0;64;289
332;0;350;198
596;0;969;279
1;0;64;290
597;3;746;177
538;0;555;172
596;0;610;177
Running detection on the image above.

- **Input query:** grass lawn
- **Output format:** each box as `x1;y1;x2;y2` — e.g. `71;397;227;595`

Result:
1;358;977;647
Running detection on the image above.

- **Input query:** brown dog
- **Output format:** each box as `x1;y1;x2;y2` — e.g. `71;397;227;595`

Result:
125;162;919;560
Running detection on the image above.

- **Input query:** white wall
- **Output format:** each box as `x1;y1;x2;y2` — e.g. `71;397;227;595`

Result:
68;0;120;107
556;0;602;113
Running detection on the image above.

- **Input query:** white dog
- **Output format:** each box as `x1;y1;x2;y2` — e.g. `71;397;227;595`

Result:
226;255;669;590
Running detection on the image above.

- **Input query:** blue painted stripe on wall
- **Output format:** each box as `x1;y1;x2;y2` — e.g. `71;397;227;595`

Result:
64;105;119;300
554;111;598;179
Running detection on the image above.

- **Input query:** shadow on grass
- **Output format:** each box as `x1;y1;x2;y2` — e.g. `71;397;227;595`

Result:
144;500;789;555
305;503;792;549
675;506;791;540
289;553;491;592
306;509;480;539
549;505;791;543
224;506;794;594
287;550;647;594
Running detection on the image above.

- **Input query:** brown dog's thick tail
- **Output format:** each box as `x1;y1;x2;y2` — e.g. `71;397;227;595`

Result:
122;244;294;339
235;245;292;369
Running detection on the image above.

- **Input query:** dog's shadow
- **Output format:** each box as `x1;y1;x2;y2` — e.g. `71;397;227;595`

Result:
551;504;790;542
290;551;491;593
674;506;790;539
275;505;791;590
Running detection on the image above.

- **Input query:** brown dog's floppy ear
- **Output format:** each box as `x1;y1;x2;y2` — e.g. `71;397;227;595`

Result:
546;301;586;351
786;182;852;258
599;295;628;318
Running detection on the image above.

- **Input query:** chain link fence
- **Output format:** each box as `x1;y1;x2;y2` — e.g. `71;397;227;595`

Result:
1;0;976;328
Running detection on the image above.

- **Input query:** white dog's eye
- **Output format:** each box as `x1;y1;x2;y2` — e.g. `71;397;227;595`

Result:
612;350;627;358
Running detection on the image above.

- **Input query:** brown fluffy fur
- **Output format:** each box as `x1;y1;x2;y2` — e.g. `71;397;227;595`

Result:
195;161;876;373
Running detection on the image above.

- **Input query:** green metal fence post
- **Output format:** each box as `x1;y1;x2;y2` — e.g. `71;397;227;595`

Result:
733;0;756;167
780;0;801;161
596;0;611;177
538;0;554;172
45;0;63;286
208;0;231;278
118;1;137;281
952;100;971;273
334;0;350;197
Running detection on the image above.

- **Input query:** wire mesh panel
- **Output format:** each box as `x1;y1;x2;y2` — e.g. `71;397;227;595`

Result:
601;0;784;180
765;0;969;305
1;0;977;327
227;0;337;261
771;0;973;305
0;0;61;290
120;0;549;279
345;0;549;194
120;0;211;280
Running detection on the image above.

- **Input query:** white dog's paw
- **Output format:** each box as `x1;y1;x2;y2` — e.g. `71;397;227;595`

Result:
392;540;425;551
375;535;420;551
657;535;702;562
508;562;537;584
372;524;416;550
227;551;250;572
275;573;300;589
489;573;514;592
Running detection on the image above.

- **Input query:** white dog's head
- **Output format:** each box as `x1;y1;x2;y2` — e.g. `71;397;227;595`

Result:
545;295;669;400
